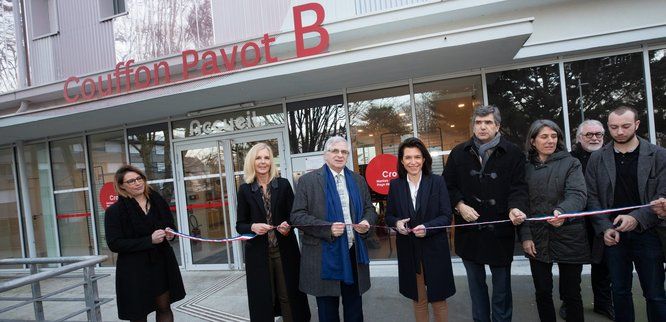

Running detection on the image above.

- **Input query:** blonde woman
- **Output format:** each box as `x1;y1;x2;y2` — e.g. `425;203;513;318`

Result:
105;165;185;322
235;143;310;322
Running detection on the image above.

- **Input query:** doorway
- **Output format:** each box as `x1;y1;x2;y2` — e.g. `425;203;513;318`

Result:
174;131;286;270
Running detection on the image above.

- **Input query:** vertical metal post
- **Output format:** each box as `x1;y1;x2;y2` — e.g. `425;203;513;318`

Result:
83;266;102;322
29;263;45;321
16;141;38;258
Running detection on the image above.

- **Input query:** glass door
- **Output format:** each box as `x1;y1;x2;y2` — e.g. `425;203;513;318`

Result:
174;131;287;270
175;141;234;269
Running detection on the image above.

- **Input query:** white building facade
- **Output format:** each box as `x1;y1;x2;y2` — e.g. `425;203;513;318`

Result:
0;0;665;270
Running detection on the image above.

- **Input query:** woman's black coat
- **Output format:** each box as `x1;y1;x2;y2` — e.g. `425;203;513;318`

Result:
235;177;311;322
104;190;185;320
385;174;456;302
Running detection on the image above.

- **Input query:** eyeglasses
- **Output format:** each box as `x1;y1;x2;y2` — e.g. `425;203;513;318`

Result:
583;132;604;139
124;176;144;185
327;149;350;156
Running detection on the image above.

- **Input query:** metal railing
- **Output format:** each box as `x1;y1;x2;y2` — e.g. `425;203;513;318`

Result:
0;256;112;322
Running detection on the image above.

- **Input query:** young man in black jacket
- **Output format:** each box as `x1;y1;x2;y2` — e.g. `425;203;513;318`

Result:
586;106;666;322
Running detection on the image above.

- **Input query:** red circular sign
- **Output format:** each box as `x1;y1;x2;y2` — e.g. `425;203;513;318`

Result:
365;154;398;195
99;182;119;210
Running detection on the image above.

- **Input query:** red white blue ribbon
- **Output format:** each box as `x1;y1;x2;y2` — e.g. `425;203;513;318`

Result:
166;204;652;242
166;228;256;243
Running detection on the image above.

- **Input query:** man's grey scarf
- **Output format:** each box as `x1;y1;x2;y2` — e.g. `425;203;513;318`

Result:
473;133;501;168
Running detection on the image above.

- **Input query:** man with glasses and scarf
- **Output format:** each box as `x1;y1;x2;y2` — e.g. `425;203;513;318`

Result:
443;105;529;322
291;136;377;322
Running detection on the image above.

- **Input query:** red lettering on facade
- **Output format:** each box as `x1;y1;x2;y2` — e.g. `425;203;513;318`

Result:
201;50;220;75
293;3;329;58
153;61;171;85
61;3;331;103
240;41;261;67
220;46;238;71
134;65;152;89
81;78;96;100
261;33;278;63
97;74;113;97
181;50;199;80
64;76;80;103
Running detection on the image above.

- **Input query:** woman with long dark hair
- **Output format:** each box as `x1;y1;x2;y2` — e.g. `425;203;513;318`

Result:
235;143;310;322
385;137;456;322
105;165;185;322
520;120;589;322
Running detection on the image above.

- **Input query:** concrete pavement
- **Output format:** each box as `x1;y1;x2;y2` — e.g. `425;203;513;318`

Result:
0;259;647;321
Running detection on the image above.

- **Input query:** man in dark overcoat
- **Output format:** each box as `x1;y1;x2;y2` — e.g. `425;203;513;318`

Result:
443;105;529;322
291;136;378;322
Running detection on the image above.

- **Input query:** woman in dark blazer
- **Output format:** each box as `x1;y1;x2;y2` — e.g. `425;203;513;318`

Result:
235;143;310;322
105;164;185;322
385;137;456;322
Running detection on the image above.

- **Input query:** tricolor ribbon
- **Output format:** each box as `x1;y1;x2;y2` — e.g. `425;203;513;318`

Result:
166;228;256;243
166;204;652;243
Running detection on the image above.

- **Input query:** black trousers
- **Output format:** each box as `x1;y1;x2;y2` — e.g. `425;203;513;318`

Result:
529;259;584;322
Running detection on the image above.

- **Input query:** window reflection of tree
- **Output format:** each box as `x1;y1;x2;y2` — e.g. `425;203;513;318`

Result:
349;93;412;161
650;49;666;147
287;97;347;154
128;125;171;180
565;53;648;141
487;64;563;150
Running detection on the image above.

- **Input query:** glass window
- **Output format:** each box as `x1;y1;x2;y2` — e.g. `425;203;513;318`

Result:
287;96;347;154
24;143;58;261
88;131;127;266
0;0;18;93
128;123;173;180
565;53;648;140
99;0;126;19
30;0;59;38
50;137;94;256
414;76;484;173
348;86;413;163
0;148;23;267
650;49;666;147
114;0;213;63
486;64;564;150
347;86;412;261
50;138;88;190
54;191;94;256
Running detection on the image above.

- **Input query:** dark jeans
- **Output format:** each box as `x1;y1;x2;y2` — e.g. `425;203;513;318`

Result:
605;230;666;322
529;259;584;322
316;246;363;322
462;260;512;322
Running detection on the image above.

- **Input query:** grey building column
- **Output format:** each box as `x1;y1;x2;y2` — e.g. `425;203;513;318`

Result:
16;141;37;258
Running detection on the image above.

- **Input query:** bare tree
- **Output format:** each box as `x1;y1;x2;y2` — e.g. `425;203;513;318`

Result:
0;0;18;93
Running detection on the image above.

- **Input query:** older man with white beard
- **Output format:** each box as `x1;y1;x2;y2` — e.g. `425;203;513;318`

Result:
560;120;614;320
